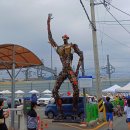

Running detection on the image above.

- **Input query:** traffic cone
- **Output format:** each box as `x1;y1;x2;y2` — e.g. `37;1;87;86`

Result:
41;120;44;130
44;122;48;128
80;122;87;127
37;115;41;130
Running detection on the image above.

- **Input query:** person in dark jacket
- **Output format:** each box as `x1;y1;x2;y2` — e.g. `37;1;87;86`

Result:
31;94;37;104
0;98;9;130
104;96;114;130
27;102;38;130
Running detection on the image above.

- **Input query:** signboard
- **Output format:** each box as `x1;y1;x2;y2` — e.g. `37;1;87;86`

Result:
78;76;93;88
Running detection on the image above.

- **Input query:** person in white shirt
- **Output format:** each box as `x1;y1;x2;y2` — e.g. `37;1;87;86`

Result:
124;98;130;130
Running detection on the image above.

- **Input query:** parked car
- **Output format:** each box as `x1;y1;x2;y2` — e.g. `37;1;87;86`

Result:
45;96;84;119
37;94;52;106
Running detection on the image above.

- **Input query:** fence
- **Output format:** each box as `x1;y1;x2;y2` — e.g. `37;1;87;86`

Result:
0;78;130;95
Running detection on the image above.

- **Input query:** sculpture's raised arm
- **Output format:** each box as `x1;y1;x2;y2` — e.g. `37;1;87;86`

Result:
47;14;58;48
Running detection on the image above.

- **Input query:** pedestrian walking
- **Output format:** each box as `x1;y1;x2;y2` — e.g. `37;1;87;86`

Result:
27;102;38;130
124;98;130;130
31;94;37;104
0;98;9;130
124;96;127;107
104;96;114;130
119;97;124;115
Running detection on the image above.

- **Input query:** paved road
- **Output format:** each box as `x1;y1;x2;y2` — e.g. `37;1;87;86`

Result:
44;121;81;130
45;115;127;130
37;106;128;130
99;115;127;130
36;106;80;130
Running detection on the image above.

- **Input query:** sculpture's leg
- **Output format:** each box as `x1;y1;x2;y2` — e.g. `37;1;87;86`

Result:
52;71;67;114
68;70;79;112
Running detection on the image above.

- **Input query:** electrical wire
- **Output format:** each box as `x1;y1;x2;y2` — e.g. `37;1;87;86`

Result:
97;23;130;26
105;1;130;17
80;0;130;47
79;0;96;31
79;0;130;73
105;6;130;35
95;2;130;49
96;4;107;66
97;29;130;48
95;19;130;23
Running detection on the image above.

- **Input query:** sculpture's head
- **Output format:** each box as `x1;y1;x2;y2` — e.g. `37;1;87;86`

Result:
62;34;69;44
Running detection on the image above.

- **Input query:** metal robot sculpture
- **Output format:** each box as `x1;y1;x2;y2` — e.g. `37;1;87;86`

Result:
47;14;83;115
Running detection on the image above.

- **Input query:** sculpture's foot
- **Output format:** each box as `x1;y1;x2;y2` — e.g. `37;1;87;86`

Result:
72;107;78;113
54;113;64;120
72;114;79;120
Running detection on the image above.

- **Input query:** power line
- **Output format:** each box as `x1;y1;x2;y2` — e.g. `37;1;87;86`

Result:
95;2;130;55
96;4;107;66
97;23;130;26
79;1;130;48
105;6;130;35
105;1;130;17
92;2;130;49
95;19;130;23
80;1;130;63
97;29;130;48
79;0;96;31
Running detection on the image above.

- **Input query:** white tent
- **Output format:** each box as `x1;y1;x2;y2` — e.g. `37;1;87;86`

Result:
116;83;130;92
102;84;121;93
1;90;11;94
42;89;52;94
15;90;24;94
28;89;39;94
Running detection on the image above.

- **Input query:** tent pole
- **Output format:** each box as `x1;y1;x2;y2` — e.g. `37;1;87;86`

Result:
11;45;16;129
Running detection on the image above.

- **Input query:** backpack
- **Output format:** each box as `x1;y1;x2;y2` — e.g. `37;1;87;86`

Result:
27;110;37;129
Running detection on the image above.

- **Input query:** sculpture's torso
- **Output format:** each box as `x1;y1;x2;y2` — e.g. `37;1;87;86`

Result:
56;44;74;69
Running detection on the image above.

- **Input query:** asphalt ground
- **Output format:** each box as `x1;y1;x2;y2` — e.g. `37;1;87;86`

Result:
36;106;103;130
36;106;128;130
100;115;127;130
36;106;80;130
45;116;127;130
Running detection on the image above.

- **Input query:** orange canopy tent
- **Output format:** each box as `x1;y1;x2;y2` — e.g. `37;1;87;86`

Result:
0;43;42;69
0;43;43;128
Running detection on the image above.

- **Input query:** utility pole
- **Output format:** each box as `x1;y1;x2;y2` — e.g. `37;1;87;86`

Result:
81;52;85;76
90;0;101;99
81;52;87;122
107;55;111;86
102;54;115;86
106;54;115;86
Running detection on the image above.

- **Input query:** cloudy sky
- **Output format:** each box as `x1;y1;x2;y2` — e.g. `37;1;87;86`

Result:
0;0;130;78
